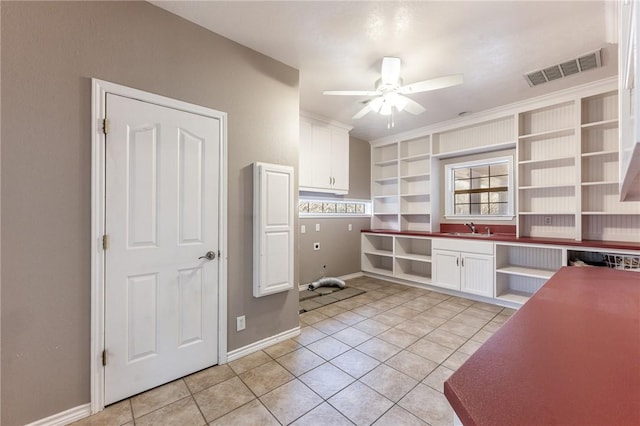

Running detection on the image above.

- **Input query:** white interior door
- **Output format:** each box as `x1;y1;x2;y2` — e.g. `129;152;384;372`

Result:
104;94;220;404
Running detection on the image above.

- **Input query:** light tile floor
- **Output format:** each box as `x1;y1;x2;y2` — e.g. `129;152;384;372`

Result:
72;276;515;426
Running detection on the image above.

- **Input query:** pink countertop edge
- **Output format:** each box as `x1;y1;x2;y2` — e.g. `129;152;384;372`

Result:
443;267;640;426
362;229;640;251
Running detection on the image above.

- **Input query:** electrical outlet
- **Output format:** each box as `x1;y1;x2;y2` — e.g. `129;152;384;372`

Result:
544;216;552;225
313;242;320;250
315;223;320;232
301;225;306;234
236;315;246;331
348;224;353;231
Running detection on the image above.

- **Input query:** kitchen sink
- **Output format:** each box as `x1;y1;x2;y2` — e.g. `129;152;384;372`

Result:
446;232;492;237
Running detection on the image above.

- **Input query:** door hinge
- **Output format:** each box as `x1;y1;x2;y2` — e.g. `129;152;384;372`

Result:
102;118;109;135
102;234;109;250
102;350;107;366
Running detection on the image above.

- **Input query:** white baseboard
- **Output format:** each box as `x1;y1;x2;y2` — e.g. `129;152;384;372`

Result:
26;403;92;426
226;326;301;362
298;271;364;291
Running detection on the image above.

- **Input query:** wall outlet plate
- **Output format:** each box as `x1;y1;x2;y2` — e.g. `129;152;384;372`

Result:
236;315;246;331
544;216;552;225
301;225;306;233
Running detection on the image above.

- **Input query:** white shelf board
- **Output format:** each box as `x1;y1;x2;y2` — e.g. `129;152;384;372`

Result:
519;184;574;190
581;181;619;187
374;158;398;167
395;272;430;283
363;266;393;276
400;192;430;198
363;249;394;257
400;173;430;180
496;266;556;279
396;254;432;263
373;194;398;199
581;150;618;158
518;156;575;165
400;212;430;216
518;127;575;140
581;118;618;129
581;211;640;215
399;153;430;161
518;211;576;215
373;176;398;184
495;289;532;305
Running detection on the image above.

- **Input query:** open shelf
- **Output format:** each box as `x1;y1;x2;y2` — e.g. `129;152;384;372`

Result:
581;118;618;129
496;266;556;279
518;127;575;140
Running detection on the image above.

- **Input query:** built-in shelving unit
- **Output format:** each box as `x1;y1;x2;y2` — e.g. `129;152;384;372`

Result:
361;233;433;284
361;233;394;275
517;101;578;239
495;243;564;304
371;136;432;232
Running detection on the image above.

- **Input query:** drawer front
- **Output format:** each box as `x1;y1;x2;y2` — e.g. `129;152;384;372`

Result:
432;238;494;255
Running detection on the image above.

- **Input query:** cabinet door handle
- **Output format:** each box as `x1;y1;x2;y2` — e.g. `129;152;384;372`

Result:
462;258;465;267
456;258;459;266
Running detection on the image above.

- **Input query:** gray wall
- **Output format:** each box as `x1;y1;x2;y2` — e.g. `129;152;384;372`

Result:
299;136;371;285
1;2;299;425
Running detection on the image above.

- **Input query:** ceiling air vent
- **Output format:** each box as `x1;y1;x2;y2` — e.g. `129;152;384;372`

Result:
524;49;602;87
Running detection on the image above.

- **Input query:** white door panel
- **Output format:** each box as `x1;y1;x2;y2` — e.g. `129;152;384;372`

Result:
105;94;220;404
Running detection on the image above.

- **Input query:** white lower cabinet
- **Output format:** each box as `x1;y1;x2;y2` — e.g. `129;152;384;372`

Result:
432;239;495;297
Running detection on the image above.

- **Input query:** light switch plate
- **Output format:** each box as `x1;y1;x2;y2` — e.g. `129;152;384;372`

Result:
236;315;246;331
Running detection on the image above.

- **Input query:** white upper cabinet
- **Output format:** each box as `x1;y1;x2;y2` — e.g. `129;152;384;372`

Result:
299;113;352;194
619;0;640;201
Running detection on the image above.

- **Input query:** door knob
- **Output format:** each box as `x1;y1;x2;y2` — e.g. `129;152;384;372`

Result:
198;251;216;260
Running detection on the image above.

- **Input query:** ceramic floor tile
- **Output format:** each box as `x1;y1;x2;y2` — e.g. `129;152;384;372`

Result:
450;312;491;329
70;400;132;426
424;306;460;320
299;310;329;325
373;405;428;426
360;363;418;402
353;318;391;336
331;349;380;378
399;383;454;426
314;304;347;317
443;350;471;370
424;328;468;350
458;339;483;355
407;338;456;364
135;397;205;426
393;320;435;338
298;362;355;399
351;304;383;318
422;365;455;393
290;402;354;426
372;311;406;327
385;350;439;381
471;301;504;313
262;339;301;358
446;296;475;307
333;310;367;326
209;399;279;426
238;360;294;396
276;346;325;376
356;337;402;362
228;350;273;375
386;305;422;319
332;326;373;347
493;313;512;324
463;306;500;321
377;327;421;348
401;299;436;312
333;298;364;310
435;300;468;313
193;376;255;422
328;381;394;426
471;329;494;343
259;379;323;424
293;326;327;346
482;320;503;333
367;300;398;311
412;314;448;328
184;364;236;393
436;320;479;339
130;379;190;418
306;336;352;360
313;317;349;334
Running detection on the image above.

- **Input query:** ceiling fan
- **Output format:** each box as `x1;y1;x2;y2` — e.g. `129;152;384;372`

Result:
323;57;464;127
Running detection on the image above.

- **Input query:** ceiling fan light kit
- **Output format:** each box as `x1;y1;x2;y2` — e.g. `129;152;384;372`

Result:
323;56;464;125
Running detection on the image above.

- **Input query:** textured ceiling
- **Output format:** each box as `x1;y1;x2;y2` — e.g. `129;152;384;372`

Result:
151;1;618;141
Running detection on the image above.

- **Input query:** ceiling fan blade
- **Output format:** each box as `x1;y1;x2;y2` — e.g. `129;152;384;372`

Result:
323;90;379;96
352;104;372;120
399;95;426;115
398;73;464;94
381;57;401;85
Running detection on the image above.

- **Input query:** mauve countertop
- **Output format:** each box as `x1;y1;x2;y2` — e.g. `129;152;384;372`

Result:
444;267;640;426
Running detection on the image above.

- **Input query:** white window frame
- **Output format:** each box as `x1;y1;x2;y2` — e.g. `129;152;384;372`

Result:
444;156;515;220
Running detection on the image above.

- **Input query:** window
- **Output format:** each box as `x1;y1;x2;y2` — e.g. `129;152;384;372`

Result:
445;157;514;219
298;198;370;217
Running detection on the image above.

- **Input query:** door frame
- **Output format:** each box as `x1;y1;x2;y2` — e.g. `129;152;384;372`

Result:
90;79;228;413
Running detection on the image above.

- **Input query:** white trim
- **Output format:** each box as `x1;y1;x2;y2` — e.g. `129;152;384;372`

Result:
369;77;617;146
226;327;301;362
300;110;353;131
25;404;92;426
90;79;228;413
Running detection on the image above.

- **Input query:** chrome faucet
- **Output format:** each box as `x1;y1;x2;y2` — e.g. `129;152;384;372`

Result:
485;226;492;235
465;222;477;234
